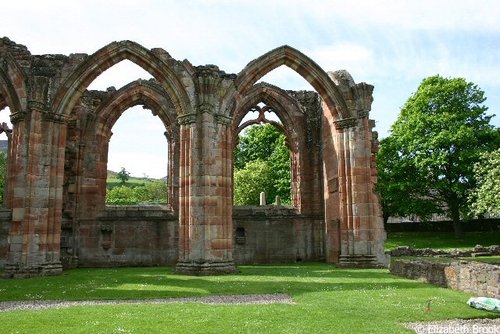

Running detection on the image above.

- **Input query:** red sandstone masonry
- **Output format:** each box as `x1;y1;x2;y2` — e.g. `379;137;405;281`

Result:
0;39;388;276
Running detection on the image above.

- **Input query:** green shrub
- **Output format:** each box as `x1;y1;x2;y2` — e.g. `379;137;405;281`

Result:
106;180;167;205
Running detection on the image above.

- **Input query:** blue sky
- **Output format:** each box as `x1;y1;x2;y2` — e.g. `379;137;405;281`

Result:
1;0;499;178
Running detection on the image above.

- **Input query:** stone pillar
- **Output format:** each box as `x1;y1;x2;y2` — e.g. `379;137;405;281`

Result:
322;70;388;268
165;127;180;213
322;115;353;264
4;101;67;277
291;91;324;216
175;110;237;275
341;115;387;267
73;117;108;219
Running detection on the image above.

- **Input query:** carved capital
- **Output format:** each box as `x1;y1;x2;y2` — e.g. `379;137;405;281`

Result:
10;111;27;124
357;110;370;119
42;112;67;124
67;119;78;129
334;117;357;130
214;113;232;126
27;100;46;112
177;113;197;125
198;103;214;115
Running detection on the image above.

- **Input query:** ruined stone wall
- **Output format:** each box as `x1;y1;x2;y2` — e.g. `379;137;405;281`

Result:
54;206;324;268
1;38;387;276
74;206;178;267
390;259;500;298
233;206;324;264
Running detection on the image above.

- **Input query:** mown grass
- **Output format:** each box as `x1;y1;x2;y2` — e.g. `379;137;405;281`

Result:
459;255;500;264
0;264;497;333
385;231;500;250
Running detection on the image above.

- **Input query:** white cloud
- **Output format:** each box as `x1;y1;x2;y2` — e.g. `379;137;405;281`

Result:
88;60;153;91
1;0;499;172
107;152;168;179
309;43;375;80
107;107;168;178
303;0;500;33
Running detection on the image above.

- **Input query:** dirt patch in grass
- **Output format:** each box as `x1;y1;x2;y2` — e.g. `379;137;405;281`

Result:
0;293;294;312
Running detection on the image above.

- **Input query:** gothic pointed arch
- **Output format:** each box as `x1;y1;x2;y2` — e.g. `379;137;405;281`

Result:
235;45;351;121
51;40;192;117
232;83;305;155
232;83;302;134
0;53;27;113
0;95;6;111
95;79;178;132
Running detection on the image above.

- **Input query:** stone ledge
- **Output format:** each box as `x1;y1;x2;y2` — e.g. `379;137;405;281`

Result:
387;245;500;258
175;260;238;275
338;254;384;268
3;262;63;278
390;259;500;298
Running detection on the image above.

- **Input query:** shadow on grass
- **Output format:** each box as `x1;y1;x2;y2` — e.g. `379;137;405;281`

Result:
0;263;428;302
385;231;500;250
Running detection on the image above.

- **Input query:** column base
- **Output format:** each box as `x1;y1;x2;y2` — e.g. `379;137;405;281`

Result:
3;262;63;278
175;260;238;275
338;255;384;268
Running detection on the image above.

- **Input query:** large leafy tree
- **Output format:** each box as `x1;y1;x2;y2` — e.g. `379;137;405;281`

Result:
234;124;291;205
377;136;439;223
469;148;500;216
377;75;498;237
233;160;273;205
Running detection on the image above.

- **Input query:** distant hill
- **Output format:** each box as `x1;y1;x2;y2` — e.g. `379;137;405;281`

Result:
107;170;118;178
107;170;167;181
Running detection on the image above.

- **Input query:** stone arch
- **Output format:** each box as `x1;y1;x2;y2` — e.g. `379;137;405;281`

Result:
51;40;192;117
235;45;351;121
85;80;180;212
0;54;28;210
95;79;178;132
232;82;301;150
0;96;6;111
0;53;27;113
231;83;316;212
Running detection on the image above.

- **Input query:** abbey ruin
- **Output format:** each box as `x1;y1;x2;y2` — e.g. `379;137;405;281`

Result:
0;37;388;277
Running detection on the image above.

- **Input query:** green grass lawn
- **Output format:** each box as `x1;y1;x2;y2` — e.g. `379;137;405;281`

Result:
459;255;500;264
0;264;497;333
385;231;500;250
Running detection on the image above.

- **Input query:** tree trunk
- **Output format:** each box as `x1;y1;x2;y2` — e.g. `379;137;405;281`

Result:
450;205;464;238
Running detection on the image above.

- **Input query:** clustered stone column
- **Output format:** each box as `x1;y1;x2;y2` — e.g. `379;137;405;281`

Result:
5;101;67;277
322;70;388;267
175;108;237;274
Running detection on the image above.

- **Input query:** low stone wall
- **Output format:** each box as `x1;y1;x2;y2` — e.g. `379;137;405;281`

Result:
233;206;324;264
390;259;500;298
2;205;325;269
386;219;500;232
388;245;500;258
73;206;179;267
